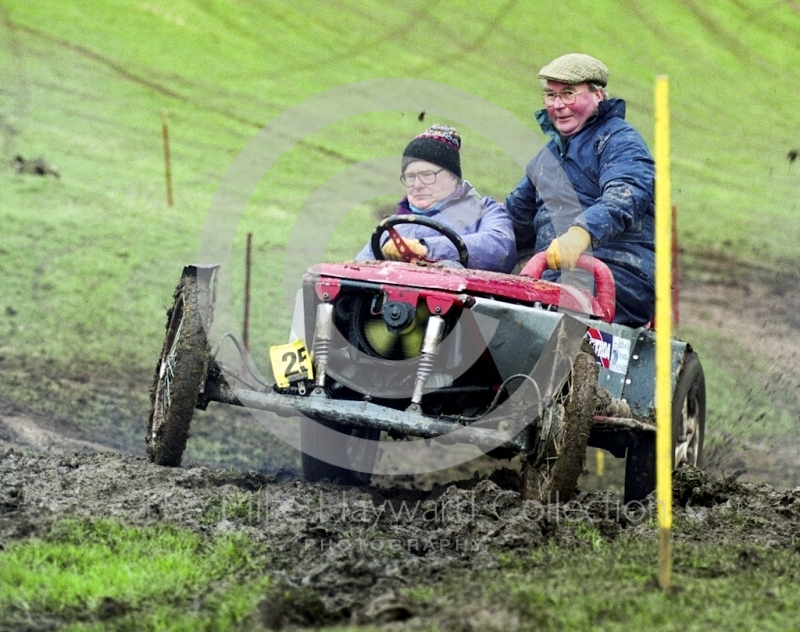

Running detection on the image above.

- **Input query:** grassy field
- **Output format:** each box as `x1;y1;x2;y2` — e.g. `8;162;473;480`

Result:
2;0;799;374
2;1;800;627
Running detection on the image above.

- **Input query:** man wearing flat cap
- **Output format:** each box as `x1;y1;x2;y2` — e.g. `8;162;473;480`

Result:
504;53;655;326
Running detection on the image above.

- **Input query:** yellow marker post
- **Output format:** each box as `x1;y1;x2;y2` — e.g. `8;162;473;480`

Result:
655;76;673;589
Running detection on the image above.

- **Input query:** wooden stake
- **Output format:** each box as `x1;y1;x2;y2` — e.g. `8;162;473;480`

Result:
672;204;680;327
161;110;173;207
243;232;252;351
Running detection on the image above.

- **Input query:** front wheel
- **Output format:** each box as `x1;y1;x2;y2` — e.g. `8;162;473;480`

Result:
146;268;214;466
623;351;706;502
521;351;597;503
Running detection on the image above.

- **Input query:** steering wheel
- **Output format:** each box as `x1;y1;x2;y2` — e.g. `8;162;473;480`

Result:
520;252;616;323
370;215;470;268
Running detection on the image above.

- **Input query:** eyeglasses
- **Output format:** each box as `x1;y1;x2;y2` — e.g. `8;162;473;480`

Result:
542;89;587;106
400;168;444;186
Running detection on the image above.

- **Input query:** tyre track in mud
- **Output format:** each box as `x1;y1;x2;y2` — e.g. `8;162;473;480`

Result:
0;415;117;455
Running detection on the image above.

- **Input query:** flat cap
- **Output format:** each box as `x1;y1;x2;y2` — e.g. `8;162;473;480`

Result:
538;53;609;87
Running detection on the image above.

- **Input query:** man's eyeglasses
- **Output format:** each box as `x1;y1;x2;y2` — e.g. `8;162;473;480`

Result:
400;168;444;186
542;89;587;106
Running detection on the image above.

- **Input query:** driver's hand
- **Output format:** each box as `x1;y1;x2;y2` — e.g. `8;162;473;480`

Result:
546;226;591;271
382;238;428;261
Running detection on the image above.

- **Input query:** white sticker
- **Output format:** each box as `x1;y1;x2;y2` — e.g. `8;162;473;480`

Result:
609;336;631;374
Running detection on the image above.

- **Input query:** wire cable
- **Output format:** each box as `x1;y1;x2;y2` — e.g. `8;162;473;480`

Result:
211;332;271;389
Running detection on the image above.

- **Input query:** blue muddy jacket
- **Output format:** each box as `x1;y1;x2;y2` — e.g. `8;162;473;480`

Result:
504;98;655;326
356;182;517;273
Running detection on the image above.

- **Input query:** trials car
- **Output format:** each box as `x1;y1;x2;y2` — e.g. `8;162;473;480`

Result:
146;216;705;502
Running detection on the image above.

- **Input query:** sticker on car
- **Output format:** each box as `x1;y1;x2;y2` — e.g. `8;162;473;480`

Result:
585;328;631;374
269;340;314;387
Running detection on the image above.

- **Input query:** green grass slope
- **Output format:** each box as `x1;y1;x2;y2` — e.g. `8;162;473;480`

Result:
0;519;272;630
1;0;799;464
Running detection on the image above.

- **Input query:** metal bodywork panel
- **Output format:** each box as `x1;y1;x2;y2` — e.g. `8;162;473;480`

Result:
620;330;688;419
469;298;566;383
576;318;689;419
579;320;644;399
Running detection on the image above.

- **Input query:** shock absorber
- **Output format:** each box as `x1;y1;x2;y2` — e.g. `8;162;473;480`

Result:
411;315;446;406
312;302;334;389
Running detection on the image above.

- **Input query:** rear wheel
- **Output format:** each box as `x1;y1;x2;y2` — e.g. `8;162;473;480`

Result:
673;352;706;468
146;269;212;466
623;351;706;502
300;418;380;485
522;351;597;503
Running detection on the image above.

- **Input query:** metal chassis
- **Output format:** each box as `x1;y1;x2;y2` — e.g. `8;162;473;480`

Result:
198;366;656;460
187;263;663;501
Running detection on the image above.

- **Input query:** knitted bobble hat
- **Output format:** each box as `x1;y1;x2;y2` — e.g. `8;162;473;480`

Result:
402;124;462;179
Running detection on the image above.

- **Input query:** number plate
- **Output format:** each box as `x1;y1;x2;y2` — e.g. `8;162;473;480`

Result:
269;340;314;388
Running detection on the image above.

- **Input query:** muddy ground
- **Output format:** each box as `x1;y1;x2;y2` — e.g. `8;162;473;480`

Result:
3;449;800;630
2;264;800;628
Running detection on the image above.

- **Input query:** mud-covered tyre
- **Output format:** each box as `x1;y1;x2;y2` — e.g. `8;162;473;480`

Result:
623;351;706;502
522;351;597;503
146;270;211;466
300;418;380;486
673;351;706;468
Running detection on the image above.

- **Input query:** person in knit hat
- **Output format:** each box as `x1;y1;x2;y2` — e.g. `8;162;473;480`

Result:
355;124;516;272
504;53;656;326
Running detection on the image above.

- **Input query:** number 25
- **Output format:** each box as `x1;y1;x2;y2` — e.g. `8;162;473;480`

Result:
282;347;308;376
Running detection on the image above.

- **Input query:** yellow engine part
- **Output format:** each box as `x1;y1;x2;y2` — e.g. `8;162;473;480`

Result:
363;303;430;358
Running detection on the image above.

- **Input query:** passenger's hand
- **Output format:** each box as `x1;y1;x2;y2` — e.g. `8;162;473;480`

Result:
546;226;591;271
382;238;428;261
